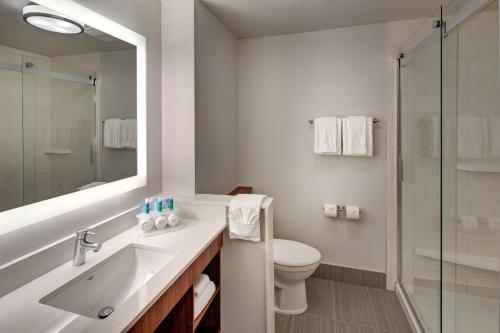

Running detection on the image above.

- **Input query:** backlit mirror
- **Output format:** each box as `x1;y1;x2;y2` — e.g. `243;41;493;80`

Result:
0;0;141;214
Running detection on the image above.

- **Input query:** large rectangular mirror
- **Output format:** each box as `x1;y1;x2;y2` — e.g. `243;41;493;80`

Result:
0;0;146;233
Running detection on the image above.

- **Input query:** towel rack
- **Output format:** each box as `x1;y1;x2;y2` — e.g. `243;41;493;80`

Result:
307;118;380;125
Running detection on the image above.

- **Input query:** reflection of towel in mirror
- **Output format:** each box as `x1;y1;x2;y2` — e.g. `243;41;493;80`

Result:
104;119;123;148
458;115;483;159
121;118;137;148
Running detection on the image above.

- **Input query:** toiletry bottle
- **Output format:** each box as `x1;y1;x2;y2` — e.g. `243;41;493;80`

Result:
154;197;168;229
150;198;158;217
162;199;169;216
139;217;154;232
137;199;153;232
167;197;178;227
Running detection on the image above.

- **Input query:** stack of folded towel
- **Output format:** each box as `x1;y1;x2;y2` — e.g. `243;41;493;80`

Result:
194;273;216;319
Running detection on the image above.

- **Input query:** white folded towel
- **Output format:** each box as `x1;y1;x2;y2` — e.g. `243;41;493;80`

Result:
314;117;341;155
458;215;479;231
342;116;373;156
104;119;123;148
194;274;210;297
486;217;500;231
121;118;137;149
228;194;266;242
194;280;216;319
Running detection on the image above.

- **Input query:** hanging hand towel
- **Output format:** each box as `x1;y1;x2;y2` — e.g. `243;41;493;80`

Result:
342;116;373;156
121;118;137;149
457;115;482;159
314;117;341;155
104;119;123;148
228;194;266;242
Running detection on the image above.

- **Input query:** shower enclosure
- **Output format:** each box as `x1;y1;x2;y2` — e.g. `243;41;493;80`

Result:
397;0;500;332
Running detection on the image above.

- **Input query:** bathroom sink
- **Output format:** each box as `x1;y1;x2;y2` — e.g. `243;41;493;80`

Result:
40;244;176;319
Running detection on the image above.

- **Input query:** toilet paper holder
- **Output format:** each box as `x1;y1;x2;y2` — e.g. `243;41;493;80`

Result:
340;205;362;215
322;205;362;214
322;205;362;219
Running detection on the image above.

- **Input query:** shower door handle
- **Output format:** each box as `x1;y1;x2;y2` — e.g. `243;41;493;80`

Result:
397;155;403;183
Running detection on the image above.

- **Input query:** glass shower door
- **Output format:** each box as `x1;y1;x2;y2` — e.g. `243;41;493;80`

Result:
0;49;23;211
442;1;500;332
21;57;97;202
398;6;443;333
398;1;500;332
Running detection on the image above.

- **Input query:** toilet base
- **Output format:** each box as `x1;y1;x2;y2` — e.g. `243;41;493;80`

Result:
274;281;308;315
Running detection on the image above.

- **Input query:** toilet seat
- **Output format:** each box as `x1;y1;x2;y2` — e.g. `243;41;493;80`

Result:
273;239;321;267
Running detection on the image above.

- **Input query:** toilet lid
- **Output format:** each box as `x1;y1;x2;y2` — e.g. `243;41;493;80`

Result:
273;239;321;267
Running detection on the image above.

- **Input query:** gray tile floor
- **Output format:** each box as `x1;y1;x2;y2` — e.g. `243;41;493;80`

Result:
276;278;412;333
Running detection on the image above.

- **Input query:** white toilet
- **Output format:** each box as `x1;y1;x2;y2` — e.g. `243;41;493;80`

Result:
273;239;321;314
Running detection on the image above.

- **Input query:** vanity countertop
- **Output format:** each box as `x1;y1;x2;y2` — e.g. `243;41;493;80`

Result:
0;218;227;333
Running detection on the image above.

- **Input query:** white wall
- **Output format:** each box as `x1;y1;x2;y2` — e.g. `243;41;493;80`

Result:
162;0;196;195
101;49;137;182
0;0;162;266
237;24;388;272
194;1;238;194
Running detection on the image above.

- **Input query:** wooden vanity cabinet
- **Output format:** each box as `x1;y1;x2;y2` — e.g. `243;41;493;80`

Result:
128;234;223;333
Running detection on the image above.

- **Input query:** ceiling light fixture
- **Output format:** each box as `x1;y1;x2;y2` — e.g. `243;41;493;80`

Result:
23;4;84;34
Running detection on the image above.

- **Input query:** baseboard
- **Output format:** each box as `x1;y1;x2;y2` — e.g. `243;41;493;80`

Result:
311;263;386;289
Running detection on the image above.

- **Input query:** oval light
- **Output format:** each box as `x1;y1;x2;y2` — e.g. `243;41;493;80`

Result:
22;4;84;34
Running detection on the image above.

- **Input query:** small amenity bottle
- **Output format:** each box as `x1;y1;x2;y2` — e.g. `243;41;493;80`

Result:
166;197;178;227
154;197;168;229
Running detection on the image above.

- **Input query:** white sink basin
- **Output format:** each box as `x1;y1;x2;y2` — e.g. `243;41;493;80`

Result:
40;244;176;319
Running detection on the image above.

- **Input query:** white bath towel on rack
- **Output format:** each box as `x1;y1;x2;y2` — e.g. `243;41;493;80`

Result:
121;118;137;149
314;117;341;155
342;116;373;156
104;119;123;148
228;194;266;242
458;115;483;159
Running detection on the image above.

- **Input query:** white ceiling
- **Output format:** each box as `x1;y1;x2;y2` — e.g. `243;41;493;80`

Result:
202;0;442;38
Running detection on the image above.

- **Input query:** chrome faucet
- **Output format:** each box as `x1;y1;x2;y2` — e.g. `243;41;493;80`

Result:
73;227;102;266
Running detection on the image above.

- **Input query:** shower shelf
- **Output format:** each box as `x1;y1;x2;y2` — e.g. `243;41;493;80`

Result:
416;248;499;272
457;162;500;173
45;148;72;155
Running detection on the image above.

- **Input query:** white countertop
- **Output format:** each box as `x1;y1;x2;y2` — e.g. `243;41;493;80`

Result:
0;218;226;333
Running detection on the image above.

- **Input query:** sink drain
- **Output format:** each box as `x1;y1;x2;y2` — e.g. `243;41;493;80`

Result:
98;306;115;319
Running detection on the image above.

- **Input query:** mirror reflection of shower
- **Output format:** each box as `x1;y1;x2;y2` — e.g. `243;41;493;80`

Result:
0;0;137;212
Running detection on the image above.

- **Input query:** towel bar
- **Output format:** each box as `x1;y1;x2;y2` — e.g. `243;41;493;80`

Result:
308;118;380;125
